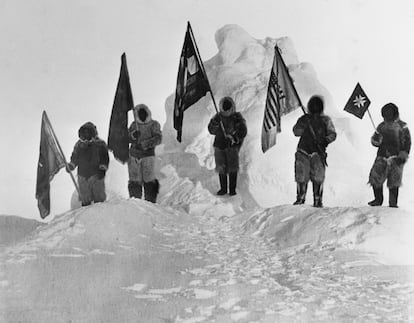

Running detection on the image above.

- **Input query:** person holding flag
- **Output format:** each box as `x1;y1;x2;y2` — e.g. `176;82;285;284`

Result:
292;95;337;207
173;23;248;194
208;97;247;196
127;104;162;203
368;103;411;208
66;122;109;206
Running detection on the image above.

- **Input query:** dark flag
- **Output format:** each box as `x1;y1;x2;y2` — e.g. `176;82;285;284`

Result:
108;53;134;163
35;111;66;219
344;83;371;119
174;22;210;142
262;46;302;152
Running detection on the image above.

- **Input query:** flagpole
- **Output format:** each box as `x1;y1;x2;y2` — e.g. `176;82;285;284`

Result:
275;46;327;166
366;108;377;131
121;53;138;132
275;45;305;113
187;22;227;136
43;111;81;197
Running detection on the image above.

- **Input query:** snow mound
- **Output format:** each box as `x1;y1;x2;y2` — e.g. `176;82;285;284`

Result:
5;199;164;260
242;205;414;265
0;215;43;246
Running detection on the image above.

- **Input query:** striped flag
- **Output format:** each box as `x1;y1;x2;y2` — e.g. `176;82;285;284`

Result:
261;46;302;152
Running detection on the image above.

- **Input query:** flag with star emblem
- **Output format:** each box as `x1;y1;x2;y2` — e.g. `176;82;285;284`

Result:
35;111;66;219
262;45;302;152
174;22;210;142
344;83;371;119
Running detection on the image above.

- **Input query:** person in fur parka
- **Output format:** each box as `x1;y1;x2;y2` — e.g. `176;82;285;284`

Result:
292;95;336;207
128;104;162;203
208;96;247;196
368;103;411;207
67;122;109;206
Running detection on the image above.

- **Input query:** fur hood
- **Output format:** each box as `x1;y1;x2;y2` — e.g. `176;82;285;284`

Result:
78;122;98;140
219;97;236;117
133;104;152;124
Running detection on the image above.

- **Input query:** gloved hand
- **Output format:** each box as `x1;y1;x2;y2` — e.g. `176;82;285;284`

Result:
66;162;76;172
97;165;107;180
395;151;409;166
208;117;221;134
371;132;383;146
317;137;328;149
131;130;140;141
140;139;152;150
225;134;239;146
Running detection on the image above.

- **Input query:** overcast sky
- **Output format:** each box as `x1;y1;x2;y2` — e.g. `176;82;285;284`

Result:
1;0;414;219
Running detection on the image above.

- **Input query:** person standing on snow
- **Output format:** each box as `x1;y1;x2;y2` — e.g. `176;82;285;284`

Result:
368;103;411;208
67;122;110;206
127;104;162;203
292;95;336;207
208;96;247;196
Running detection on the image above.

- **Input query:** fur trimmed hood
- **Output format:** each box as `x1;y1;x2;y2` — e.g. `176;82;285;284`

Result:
219;96;236;117
133;104;152;124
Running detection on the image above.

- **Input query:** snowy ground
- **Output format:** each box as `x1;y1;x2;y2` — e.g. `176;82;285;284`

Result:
1;163;413;322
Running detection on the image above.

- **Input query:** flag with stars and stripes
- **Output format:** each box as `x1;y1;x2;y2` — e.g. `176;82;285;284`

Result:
344;83;371;119
261;46;302;152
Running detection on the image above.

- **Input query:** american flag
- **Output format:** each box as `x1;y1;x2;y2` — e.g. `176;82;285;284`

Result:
263;70;283;133
262;46;302;152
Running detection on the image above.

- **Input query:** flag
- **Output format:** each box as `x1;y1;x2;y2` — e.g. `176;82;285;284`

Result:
174;22;210;142
35;111;66;219
344;83;371;119
108;53;134;163
262;46;302;152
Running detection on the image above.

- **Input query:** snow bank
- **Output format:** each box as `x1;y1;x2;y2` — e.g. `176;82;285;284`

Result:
5;198;159;260
242;205;414;265
0;215;43;246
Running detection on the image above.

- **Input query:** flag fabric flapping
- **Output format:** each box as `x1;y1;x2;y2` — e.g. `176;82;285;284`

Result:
174;22;210;142
35;111;66;219
108;53;134;163
344;83;371;119
261;46;302;152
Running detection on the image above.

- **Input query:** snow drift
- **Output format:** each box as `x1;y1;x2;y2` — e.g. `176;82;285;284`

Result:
0;215;43;246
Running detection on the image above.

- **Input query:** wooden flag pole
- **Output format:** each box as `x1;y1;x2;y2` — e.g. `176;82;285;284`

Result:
44;112;81;197
366;108;377;131
120;53;138;132
275;46;305;113
275;46;327;166
187;22;227;136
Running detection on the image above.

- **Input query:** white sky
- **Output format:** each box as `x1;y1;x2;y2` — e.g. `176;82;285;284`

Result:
1;0;414;219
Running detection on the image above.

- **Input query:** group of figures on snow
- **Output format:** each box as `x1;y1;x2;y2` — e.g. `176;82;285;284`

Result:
67;95;411;208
